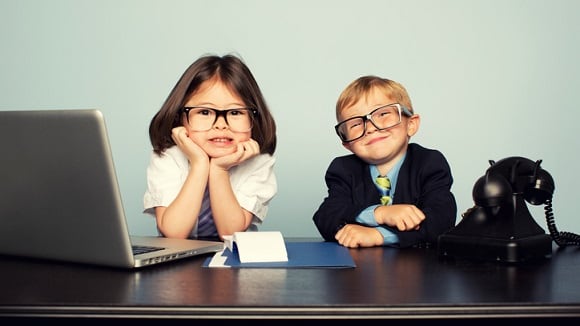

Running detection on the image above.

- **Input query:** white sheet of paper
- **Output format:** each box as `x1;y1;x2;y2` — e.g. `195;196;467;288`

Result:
225;231;288;263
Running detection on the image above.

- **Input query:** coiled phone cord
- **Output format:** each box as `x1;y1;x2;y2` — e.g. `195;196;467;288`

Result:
545;198;580;246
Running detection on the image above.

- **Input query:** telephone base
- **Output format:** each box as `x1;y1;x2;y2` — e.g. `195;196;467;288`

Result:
438;233;553;263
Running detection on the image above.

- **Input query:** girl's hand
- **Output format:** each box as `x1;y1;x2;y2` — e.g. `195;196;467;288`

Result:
211;138;260;171
171;126;209;164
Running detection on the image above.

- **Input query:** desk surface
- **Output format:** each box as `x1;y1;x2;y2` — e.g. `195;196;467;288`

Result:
1;239;580;320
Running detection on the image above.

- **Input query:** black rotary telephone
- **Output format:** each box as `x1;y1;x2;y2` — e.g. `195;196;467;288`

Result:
438;156;580;263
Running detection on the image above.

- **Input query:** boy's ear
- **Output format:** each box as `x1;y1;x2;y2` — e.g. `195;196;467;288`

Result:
407;114;420;137
342;142;353;152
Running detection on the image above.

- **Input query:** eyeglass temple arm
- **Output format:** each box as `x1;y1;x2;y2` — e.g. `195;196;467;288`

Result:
401;106;413;117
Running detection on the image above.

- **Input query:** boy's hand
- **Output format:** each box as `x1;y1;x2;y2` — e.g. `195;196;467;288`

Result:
211;138;260;171
335;224;384;248
374;204;425;231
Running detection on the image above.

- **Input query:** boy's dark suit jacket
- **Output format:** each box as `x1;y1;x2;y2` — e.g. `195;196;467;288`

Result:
313;143;457;248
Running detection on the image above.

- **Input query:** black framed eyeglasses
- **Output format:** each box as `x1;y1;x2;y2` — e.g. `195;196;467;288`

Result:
334;103;413;142
181;106;257;132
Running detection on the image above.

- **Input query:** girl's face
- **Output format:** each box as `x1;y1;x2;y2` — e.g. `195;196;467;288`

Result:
183;78;252;158
339;88;419;168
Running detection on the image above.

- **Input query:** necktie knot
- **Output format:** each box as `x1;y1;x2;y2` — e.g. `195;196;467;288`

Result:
375;176;391;189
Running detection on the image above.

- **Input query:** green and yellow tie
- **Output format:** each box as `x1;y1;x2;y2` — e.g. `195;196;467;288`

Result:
375;176;391;205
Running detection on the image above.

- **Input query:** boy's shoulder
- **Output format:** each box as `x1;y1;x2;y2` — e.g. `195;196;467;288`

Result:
328;153;367;172
407;142;445;156
406;143;451;167
408;142;429;152
331;152;364;164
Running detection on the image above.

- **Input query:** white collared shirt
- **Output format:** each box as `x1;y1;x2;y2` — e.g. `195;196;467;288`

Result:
143;146;277;236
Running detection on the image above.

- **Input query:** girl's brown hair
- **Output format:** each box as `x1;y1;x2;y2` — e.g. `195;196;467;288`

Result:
149;54;276;155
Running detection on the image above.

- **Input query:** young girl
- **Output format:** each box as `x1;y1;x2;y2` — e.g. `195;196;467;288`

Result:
144;54;277;240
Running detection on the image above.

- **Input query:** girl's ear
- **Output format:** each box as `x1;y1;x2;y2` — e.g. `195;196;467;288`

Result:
407;114;420;137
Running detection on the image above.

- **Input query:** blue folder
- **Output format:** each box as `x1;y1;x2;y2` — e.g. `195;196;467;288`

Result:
203;241;356;268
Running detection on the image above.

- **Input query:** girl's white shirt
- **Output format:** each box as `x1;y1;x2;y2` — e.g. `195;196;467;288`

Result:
143;145;277;229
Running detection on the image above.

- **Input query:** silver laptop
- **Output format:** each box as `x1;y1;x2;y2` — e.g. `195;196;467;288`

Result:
0;109;224;268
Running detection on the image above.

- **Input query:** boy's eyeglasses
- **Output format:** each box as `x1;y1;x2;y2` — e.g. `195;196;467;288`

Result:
181;107;257;132
334;103;413;142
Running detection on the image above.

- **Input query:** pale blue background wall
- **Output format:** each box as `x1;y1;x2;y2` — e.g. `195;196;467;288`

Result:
1;0;579;238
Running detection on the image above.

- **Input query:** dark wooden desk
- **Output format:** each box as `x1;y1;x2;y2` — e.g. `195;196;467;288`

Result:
1;239;580;321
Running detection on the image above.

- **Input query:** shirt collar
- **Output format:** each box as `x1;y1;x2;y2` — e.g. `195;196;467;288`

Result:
369;153;406;194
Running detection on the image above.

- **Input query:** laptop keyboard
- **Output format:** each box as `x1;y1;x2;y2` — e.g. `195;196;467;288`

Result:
132;245;164;255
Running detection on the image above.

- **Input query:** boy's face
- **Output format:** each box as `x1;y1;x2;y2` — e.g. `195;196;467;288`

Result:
339;89;420;167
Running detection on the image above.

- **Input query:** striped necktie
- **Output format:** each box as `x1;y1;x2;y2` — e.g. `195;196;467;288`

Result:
375;176;391;205
197;188;217;237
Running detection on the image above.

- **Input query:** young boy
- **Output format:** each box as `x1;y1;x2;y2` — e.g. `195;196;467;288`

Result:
313;75;457;248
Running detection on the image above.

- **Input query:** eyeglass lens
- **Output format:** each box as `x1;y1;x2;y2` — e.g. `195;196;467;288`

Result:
337;104;402;142
186;107;253;132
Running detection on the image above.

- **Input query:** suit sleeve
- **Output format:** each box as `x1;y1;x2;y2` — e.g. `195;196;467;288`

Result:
312;158;364;241
396;149;457;247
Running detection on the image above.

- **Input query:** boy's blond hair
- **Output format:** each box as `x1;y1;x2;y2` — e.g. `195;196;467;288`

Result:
336;75;414;121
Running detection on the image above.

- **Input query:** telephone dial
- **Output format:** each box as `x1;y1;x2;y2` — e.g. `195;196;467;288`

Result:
438;156;580;263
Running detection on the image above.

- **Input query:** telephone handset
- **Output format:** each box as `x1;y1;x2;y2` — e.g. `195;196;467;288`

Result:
438;156;580;263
